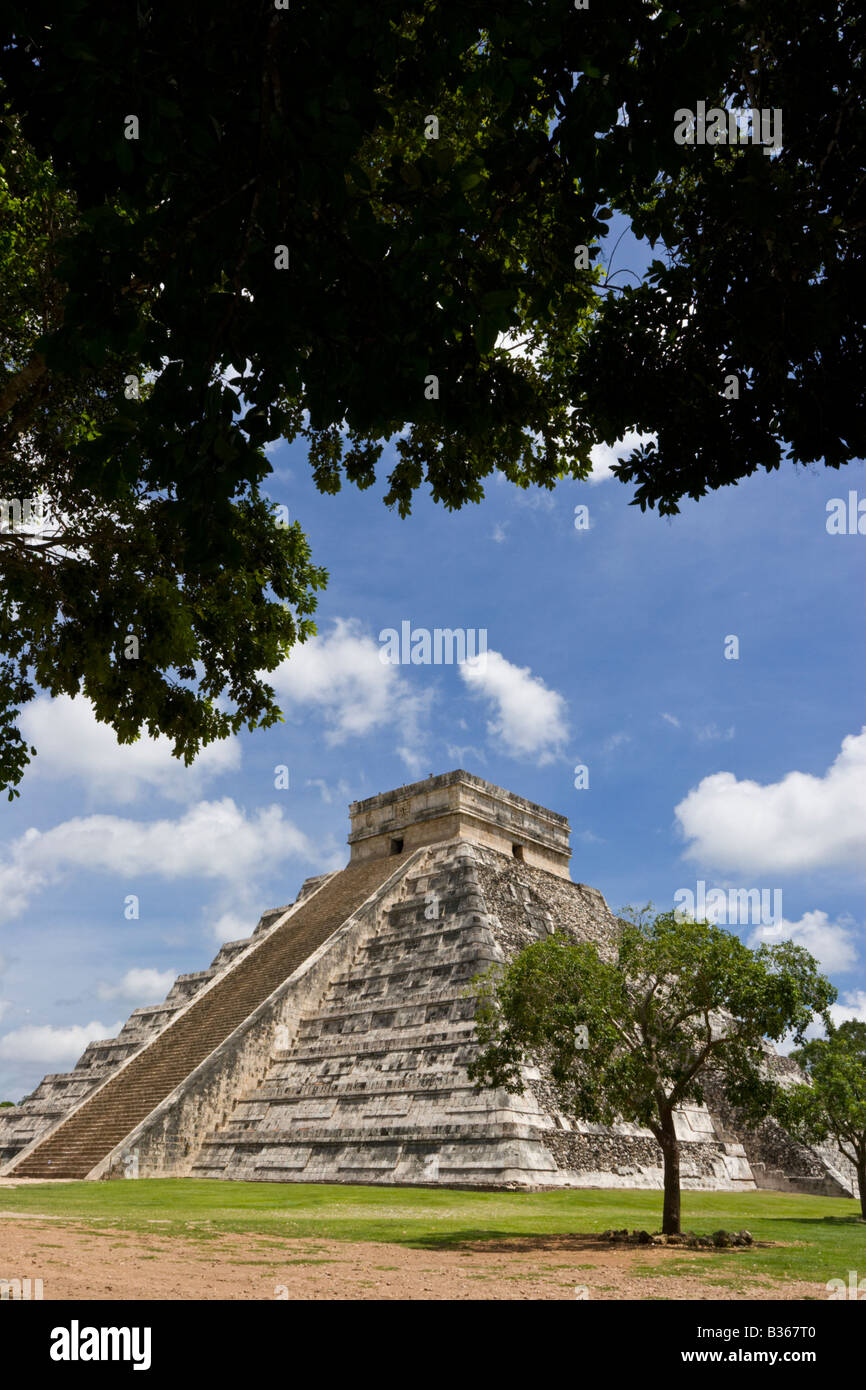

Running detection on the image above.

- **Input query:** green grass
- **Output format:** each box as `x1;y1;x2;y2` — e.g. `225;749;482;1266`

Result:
1;1180;863;1287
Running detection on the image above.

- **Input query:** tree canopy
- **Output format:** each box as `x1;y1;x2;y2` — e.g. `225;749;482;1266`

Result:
0;0;862;787
468;908;835;1233
776;1020;866;1219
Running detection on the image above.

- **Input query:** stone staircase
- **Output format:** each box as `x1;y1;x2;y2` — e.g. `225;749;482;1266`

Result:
0;925;289;1167
190;843;778;1190
192;846;559;1185
5;855;406;1179
4;770;856;1198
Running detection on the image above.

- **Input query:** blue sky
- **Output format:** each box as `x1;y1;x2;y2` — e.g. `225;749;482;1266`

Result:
1;243;864;1102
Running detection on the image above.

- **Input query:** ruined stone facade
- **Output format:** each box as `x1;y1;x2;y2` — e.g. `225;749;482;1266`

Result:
0;772;855;1197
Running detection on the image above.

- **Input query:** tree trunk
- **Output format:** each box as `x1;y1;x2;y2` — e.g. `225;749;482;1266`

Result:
659;1111;682;1235
858;1159;866;1221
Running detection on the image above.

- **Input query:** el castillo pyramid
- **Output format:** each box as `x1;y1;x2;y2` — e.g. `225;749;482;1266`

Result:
0;771;856;1196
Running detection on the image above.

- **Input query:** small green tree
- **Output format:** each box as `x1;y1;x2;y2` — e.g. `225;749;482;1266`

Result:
774;1021;866;1221
469;908;835;1234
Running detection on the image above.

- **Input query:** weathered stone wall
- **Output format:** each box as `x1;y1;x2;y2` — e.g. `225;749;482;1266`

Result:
6;776;855;1201
702;1061;856;1198
189;842;754;1191
348;770;572;878
472;847;754;1189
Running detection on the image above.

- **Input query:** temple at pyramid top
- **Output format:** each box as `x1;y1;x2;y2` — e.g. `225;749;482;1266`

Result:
1;768;855;1199
347;769;572;879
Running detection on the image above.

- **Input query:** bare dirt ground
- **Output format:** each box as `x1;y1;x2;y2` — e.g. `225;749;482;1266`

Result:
0;1216;826;1300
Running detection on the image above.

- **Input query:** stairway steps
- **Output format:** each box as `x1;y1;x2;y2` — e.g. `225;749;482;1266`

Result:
10;855;409;1178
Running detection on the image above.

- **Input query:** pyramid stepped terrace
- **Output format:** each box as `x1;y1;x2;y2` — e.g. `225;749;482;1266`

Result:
0;772;855;1196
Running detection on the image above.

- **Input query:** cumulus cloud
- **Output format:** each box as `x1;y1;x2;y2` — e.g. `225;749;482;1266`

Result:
747;911;859;975
210;905;259;947
675;729;866;874
0;1020;123;1064
830;989;866;1027
459;650;568;764
661;712;681;728
96;968;177;1004
20;694;240;804
0;799;315;927
207;878;288;946
777;989;866;1053
268;618;432;771
586;431;656;484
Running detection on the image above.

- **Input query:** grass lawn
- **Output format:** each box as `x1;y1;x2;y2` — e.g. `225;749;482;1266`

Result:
1;1180;864;1289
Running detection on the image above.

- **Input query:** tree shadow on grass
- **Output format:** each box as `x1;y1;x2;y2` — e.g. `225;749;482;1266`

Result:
399;1230;603;1252
401;1231;725;1254
761;1214;865;1232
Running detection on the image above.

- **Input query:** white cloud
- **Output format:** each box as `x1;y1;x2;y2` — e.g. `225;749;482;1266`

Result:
777;989;866;1052
96;968;176;1004
603;731;631;753
574;828;605;845
305;777;332;804
210;905;258;947
491;523;508;543
20;694;240;804
512;489;556;513
661;712;681;728
491;467;556;512
304;777;353;806
830;989;866;1027
446;744;486;767
0;1001;11;1023
696;723;735;743
747;911;859;974
0;799;315;927
675;729;866;874
587;431;656;484
459;650;568;765
0;1020;123;1064
268;618;432;772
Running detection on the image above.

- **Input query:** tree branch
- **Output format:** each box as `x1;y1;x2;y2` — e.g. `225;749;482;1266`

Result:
0;353;47;416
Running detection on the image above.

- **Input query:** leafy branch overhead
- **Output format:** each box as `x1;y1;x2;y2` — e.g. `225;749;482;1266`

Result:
0;1;862;788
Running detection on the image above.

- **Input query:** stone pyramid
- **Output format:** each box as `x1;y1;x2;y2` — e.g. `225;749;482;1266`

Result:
0;772;855;1196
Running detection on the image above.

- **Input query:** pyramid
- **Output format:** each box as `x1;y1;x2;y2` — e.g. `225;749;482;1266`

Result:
0;772;856;1195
